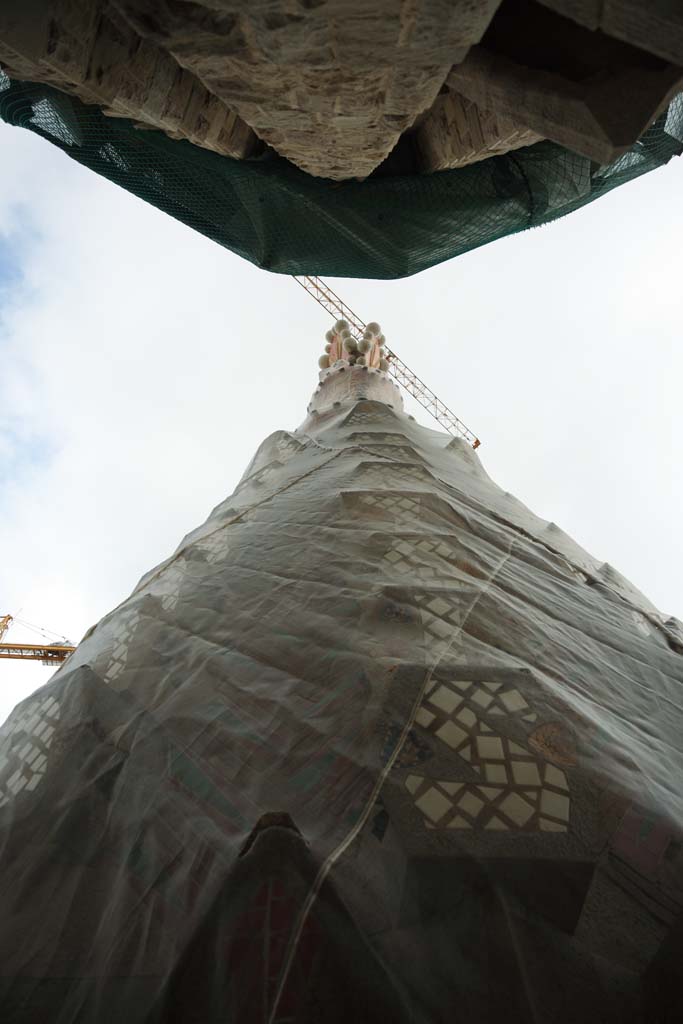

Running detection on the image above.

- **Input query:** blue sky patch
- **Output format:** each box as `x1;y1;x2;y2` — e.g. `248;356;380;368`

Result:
0;233;23;296
0;423;57;510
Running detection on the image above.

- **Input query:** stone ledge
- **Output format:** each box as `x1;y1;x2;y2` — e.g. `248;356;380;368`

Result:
417;89;542;172
0;0;255;159
112;0;503;179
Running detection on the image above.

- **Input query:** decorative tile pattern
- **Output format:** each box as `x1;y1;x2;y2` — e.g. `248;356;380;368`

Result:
356;462;435;489
348;432;409;446
0;693;60;806
405;764;569;832
195;530;232;566
406;676;570;832
348;489;465;537
161;575;182;611
345;406;388;425
382;536;457;582
356;446;419;462
357;492;422;525
102;608;142;682
414;590;466;663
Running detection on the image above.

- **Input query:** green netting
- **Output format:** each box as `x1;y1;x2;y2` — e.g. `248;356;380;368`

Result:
1;70;681;279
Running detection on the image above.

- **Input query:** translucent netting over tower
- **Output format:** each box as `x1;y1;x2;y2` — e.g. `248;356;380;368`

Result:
0;345;681;1023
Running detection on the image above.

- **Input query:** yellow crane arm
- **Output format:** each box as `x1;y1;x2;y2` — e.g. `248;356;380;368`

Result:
0;615;75;665
0;643;75;663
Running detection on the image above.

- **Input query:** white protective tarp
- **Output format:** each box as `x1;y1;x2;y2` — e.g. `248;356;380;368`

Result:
0;362;681;1023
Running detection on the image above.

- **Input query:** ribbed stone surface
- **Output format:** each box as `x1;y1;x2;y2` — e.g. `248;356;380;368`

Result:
448;13;683;165
0;0;255;159
416;88;541;172
2;0;681;180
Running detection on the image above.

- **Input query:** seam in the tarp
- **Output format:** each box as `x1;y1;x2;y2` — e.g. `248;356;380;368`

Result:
266;535;517;1024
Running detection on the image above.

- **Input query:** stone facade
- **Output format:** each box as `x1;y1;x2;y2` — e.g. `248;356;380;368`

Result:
1;0;682;178
416;89;541;172
0;1;255;159
449;1;683;164
0;345;681;1022
112;0;503;180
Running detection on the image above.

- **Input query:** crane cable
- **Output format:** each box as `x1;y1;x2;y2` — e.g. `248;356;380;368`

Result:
12;617;70;644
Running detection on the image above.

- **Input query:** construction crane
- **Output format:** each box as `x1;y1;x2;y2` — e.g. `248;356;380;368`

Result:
0;614;75;666
293;275;481;448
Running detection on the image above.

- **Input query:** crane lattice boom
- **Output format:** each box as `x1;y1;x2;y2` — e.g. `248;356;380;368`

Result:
0;643;74;664
0;614;75;666
293;275;480;449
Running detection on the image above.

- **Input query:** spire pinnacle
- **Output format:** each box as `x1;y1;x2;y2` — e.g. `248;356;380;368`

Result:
318;320;389;371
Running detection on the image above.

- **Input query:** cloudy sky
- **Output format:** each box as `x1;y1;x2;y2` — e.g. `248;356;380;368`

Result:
1;118;681;725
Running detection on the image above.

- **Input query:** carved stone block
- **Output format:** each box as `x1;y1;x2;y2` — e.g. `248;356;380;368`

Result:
448;1;683;164
112;0;503;179
416;89;542;172
0;0;255;159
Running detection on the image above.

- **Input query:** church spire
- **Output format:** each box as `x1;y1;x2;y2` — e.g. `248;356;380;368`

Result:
318;320;390;371
306;320;403;422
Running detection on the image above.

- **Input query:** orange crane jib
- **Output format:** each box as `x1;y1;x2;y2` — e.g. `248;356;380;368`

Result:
0;643;75;663
0;615;75;665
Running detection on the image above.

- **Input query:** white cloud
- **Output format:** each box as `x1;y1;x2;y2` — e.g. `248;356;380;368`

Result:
1;119;681;724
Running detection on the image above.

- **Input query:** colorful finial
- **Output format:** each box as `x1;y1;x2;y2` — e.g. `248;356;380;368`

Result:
318;321;389;372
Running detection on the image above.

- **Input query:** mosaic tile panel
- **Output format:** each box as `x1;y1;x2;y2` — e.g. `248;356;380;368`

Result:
344;406;391;425
356;492;422;526
385;537;456;570
359;444;423;461
356;462;436;489
160;570;183;612
414;590;467;665
406;676;569;832
0;693;60;806
383;540;442;581
102;608;142;682
347;490;467;544
381;535;482;591
347;432;411;446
